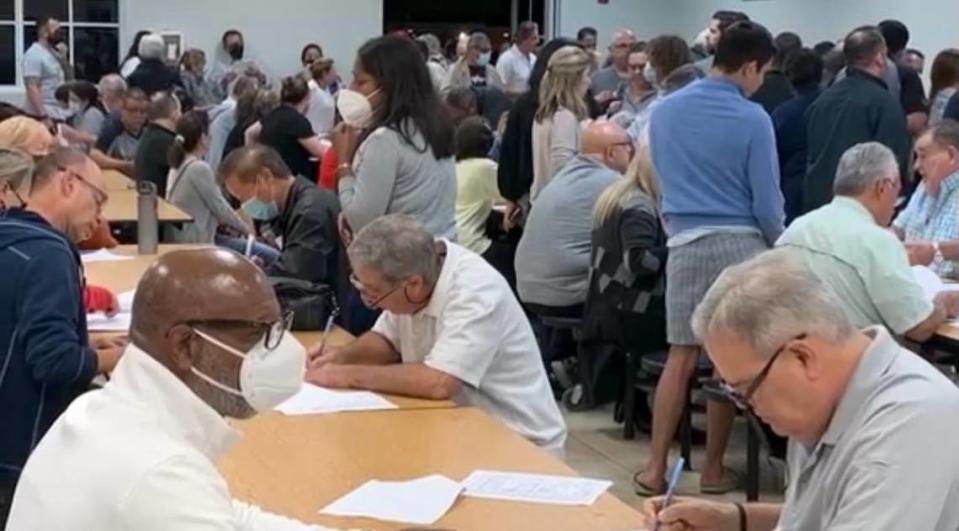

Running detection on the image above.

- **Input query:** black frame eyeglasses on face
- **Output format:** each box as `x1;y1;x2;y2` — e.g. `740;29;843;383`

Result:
184;309;295;350
59;166;108;208
718;333;807;410
349;273;403;310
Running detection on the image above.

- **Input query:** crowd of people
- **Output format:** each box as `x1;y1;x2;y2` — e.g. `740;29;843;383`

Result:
1;6;959;530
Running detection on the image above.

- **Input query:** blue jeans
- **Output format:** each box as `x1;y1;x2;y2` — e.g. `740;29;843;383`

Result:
215;235;281;268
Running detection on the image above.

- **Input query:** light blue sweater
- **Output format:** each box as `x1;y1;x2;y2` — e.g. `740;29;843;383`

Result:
649;77;785;245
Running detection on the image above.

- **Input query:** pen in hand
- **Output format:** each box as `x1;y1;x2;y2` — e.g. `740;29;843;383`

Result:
652;457;685;531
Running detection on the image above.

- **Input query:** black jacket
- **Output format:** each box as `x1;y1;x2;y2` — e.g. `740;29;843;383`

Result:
127;59;183;96
0;209;96;485
133;123;176;197
267;177;341;287
751;69;794;115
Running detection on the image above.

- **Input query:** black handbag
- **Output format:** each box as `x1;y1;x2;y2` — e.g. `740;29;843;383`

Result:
268;277;339;331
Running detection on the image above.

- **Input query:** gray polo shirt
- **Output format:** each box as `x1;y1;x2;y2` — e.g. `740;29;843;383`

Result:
778;326;959;530
22;42;65;117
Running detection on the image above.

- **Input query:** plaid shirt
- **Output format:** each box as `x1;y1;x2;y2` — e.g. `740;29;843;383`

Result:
894;172;959;277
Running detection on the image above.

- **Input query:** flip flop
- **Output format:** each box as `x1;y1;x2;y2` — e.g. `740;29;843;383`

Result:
632;471;666;497
700;467;743;495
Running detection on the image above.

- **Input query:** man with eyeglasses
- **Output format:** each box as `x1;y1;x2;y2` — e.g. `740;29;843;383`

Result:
7;248;334;530
0;148;123;526
306;214;567;453
642;248;959;531
590;29;637;108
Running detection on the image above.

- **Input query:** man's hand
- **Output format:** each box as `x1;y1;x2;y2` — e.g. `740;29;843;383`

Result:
641;496;740;531
502;201;521;232
606;100;624;115
91;334;128;351
906;241;936;266
934;291;959;319
95;345;125;374
305;363;350;389
337;212;354;247
307;343;342;370
594;90;615;104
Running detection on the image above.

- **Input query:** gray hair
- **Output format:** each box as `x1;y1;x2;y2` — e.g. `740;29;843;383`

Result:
0;148;34;195
833;142;899;196
348;215;440;286
468;32;491;50
691;248;855;359
97;74;126;98
843;26;886;68
927;119;959;152
416;34;442;57
138;33;165;60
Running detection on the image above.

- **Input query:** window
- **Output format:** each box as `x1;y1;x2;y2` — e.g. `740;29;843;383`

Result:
5;0;119;86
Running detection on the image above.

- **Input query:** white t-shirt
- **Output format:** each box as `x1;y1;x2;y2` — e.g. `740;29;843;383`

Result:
496;45;536;95
373;241;567;451
305;79;336;138
22;42;66;118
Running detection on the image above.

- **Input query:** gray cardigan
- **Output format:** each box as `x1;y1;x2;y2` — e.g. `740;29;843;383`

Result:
168;156;250;243
339;123;457;240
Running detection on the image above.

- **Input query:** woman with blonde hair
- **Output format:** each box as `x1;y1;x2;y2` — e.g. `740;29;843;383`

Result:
0;148;34;209
531;45;591;200
583;146;667;378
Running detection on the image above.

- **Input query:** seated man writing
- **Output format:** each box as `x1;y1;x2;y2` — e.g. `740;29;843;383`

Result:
8;248;333;530
777;142;959;342
644;248;959;530
306;214;567;452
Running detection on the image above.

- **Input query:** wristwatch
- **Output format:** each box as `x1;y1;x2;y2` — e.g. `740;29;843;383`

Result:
934;242;945;263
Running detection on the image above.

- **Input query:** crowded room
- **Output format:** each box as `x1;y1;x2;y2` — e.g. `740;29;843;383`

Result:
2;0;959;529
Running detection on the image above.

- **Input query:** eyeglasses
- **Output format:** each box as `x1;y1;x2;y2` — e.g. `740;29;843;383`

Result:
610;141;636;158
184;309;295;350
718;333;806;410
349;273;404;310
59;166;108;209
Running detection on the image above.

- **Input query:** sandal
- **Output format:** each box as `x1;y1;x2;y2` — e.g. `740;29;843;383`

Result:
700;467;743;494
633;471;666;497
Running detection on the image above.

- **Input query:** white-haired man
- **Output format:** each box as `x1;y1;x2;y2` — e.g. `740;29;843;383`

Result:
643;248;959;530
97;74;127;114
126;33;182;96
778;142;959;341
444;32;505;91
305;215;567;453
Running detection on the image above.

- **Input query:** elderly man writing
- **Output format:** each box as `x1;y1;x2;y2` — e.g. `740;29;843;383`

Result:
778;142;959;341
307;214;567;452
644;249;959;530
7;249;332;530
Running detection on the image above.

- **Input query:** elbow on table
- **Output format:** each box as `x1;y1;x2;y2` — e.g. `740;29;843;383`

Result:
428;372;462;401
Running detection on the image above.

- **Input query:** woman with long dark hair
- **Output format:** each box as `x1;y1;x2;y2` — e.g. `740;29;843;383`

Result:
332;36;456;240
65;80;107;143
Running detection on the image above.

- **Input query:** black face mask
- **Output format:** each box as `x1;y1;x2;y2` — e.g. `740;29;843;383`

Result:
227;44;244;61
47;31;64;45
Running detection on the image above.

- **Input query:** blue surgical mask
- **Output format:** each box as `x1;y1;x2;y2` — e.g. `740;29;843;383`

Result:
243;199;278;221
643;63;659;87
477;52;492;67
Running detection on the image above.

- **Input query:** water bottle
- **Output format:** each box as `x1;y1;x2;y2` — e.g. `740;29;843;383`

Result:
137;180;158;255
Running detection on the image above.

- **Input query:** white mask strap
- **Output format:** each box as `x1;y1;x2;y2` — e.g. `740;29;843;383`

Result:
190;366;243;397
193;328;248;360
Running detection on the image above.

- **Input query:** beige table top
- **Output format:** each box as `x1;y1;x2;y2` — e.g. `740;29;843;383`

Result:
220;407;644;531
936;323;959;343
101;170;192;223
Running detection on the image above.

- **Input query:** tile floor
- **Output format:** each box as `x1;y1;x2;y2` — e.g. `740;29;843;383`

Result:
560;402;787;511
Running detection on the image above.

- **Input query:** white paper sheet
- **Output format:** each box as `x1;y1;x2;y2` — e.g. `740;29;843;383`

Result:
274;384;398;415
117;290;136;313
80;249;135;264
912;265;959;300
86;311;132;332
461;470;612;506
319;474;462;525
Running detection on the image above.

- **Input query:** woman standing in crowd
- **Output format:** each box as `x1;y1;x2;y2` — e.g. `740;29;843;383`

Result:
332;36;456;241
179;49;219;110
929;49;959;125
65;81;107;144
223;88;276;159
305;58;338;138
531;46;592;200
255;76;328;179
301;43;323;68
625;35;694;142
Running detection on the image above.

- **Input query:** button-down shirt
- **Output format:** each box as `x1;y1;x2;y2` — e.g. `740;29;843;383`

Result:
893;172;959;277
777;196;932;335
496;45;536;95
7;345;329;530
777;326;959;531
373;240;567;451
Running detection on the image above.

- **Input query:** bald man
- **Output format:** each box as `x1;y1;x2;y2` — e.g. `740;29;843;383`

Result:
7;248;332;530
591;29;637;104
0;148;122;526
515;121;632;315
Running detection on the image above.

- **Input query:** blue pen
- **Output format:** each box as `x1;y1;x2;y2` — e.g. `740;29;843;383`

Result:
315;312;337;361
653;457;685;531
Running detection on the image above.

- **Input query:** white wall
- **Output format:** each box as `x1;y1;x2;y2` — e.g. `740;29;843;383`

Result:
554;0;680;47
122;0;383;85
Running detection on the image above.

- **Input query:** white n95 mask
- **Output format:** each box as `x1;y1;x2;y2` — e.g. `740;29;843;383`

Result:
336;88;377;128
191;328;305;413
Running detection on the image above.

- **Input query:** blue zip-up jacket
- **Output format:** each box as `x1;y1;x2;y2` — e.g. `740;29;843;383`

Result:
0;209;97;486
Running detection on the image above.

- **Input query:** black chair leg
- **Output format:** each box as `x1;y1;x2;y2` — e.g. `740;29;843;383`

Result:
623;351;637;440
746;419;760;501
680;382;693;471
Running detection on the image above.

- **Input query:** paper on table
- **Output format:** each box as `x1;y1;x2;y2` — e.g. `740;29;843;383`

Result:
462;470;612;506
86;311;132;332
275;383;398;415
117;290;136;313
320;474;463;525
80;249;134;264
912;265;959;300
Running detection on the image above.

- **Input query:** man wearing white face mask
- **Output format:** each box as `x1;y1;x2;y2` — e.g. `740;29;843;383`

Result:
444;32;505;92
7;248;335;530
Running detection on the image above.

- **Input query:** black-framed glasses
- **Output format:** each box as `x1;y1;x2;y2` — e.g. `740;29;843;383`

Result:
718;333;806;410
349;273;404;310
59;166;108;209
185;309;295;350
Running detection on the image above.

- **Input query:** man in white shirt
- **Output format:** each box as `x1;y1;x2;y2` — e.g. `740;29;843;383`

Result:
22;16;67;121
496;21;539;97
307;215;567;452
7;248;330;531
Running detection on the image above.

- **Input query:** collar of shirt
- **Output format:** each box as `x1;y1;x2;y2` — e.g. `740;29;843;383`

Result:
931;170;959;199
110;343;241;461
420;239;458;319
818;326;898;447
701;76;747;98
509;44;533;63
829;195;875;224
847;67;889;90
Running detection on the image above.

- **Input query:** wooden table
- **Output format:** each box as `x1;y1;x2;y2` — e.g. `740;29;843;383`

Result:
103;169;135;191
220;407;644;531
101;170;192;224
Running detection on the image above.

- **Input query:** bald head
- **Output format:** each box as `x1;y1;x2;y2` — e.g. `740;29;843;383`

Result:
580;121;632;174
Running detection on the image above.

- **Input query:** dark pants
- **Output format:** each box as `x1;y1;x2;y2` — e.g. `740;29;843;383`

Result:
0;481;15;529
524;302;584;363
481;239;517;292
